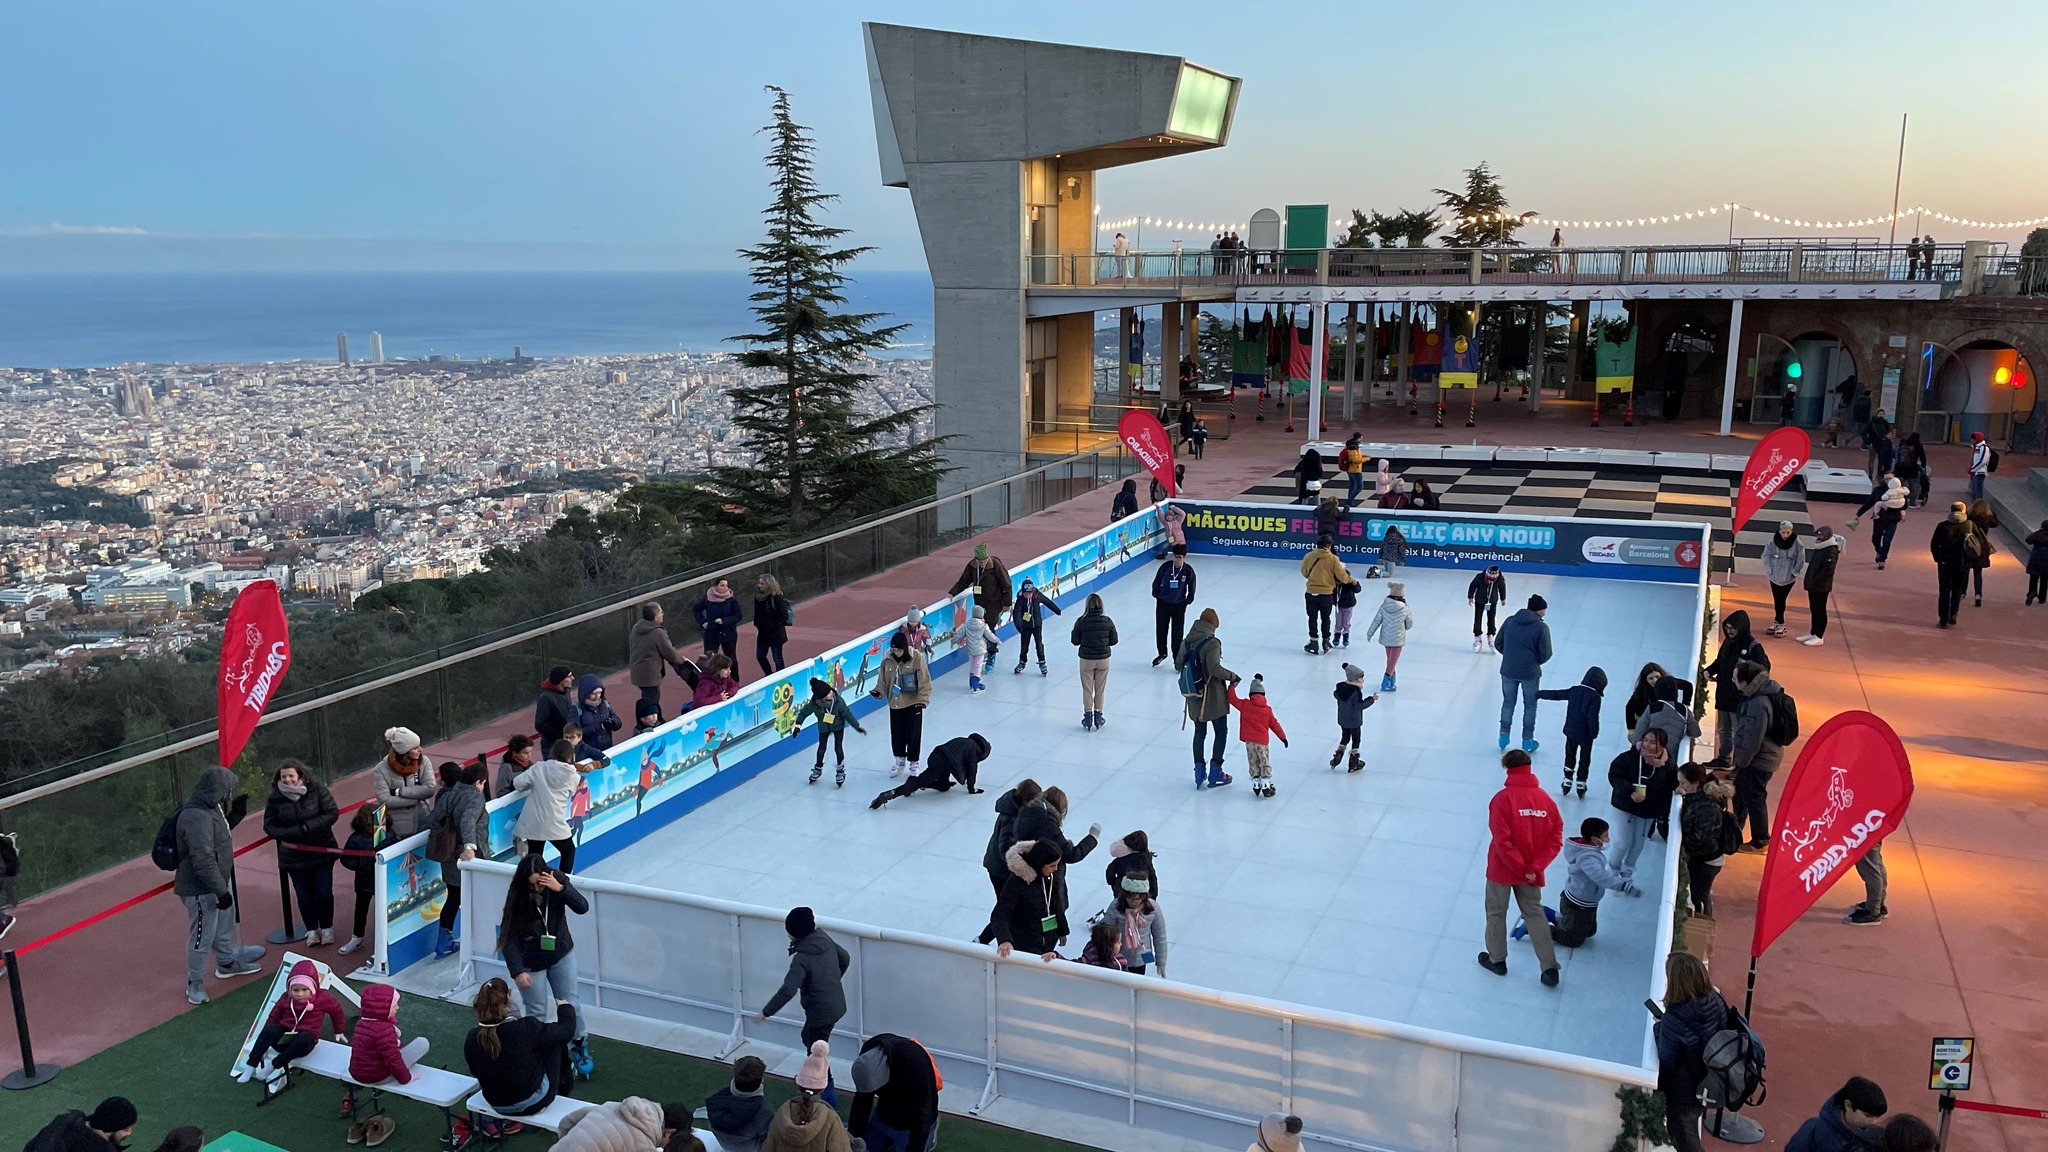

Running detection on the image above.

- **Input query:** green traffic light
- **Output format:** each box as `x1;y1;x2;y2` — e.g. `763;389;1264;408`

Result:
1786;361;1803;379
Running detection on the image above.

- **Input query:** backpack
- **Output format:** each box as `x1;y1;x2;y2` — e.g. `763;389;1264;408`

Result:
1178;636;1215;703
1718;808;1745;857
1989;448;2002;473
1963;526;1986;563
425;801;463;865
1701;1005;1769;1110
782;598;796;627
1765;689;1800;746
152;803;194;871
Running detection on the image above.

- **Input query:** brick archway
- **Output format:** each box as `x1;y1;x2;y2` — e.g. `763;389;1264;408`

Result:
1935;324;2048;452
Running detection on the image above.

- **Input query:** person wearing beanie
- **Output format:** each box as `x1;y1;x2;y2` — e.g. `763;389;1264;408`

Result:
792;678;866;787
1008;577;1063;677
1249;1112;1304;1152
633;696;663;735
1330;663;1379;773
1848;472;1908;569
375;725;437;839
871;733;990;809
756;907;850;1048
1495;595;1554;753
1761;521;1806;636
1176;607;1239;789
1226;676;1289;798
1729;659;1789;853
1479;749;1563;986
704;1055;774;1152
1537;665;1609;799
848;1033;940;1152
239;959;347;1083
534;666;577;750
1929;501;1975;627
173;765;262;1005
691;579;744;668
1102;829;1159;902
763;1043;854;1152
1298;534;1353;654
1363;581;1414;693
1150;543;1198;667
871;631;931;779
24;1098;138;1152
1796;525;1842;645
1968;429;1992;502
901;605;932;657
959;604;1000;694
1097;871;1169;977
1467;565;1509;652
994;839;1070;960
949;543;1014;624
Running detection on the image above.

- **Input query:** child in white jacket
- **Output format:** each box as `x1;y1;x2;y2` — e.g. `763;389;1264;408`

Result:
1362;582;1414;693
961;605;999;694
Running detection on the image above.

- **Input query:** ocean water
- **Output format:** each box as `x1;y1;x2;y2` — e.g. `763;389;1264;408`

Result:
0;270;936;368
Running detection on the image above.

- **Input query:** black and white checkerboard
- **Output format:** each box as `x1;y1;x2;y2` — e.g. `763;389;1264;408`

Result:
1242;463;1818;571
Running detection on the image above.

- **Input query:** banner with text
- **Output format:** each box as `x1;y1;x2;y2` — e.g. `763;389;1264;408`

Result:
216;579;291;767
1752;710;1914;959
1172;500;1708;582
1734;426;1812;534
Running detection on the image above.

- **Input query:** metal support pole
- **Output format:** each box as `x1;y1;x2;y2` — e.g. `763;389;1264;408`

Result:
1343;303;1360;420
1936;1090;1954;1152
2;950;61;1089
1720;299;1745;436
1396;303;1412;411
1306;304;1328;439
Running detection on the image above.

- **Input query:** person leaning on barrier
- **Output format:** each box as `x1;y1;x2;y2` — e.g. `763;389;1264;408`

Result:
754;906;850;1048
175;766;264;1005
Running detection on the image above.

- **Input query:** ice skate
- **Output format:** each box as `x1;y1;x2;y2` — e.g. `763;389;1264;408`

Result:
1347;752;1364;773
808;766;822;785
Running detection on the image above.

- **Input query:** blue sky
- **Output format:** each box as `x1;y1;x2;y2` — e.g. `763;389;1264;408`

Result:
3;0;2044;271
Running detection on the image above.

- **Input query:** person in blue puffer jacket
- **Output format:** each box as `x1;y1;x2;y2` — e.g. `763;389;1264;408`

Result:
1495;595;1554;753
567;674;621;752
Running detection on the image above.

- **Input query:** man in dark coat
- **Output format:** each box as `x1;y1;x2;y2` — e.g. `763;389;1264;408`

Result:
755;906;849;1048
1929;501;1975;628
533;665;575;751
871;733;990;809
24;1098;136;1152
849;1033;942;1152
948;544;1013;619
176;766;262;1004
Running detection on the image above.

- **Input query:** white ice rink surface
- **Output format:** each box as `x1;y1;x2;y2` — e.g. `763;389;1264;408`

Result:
588;555;1702;1068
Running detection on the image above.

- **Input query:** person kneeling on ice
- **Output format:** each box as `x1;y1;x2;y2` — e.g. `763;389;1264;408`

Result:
1536;665;1607;799
871;733;989;809
961;605;999;693
1226;677;1289;798
1552;817;1643;948
239;959;346;1085
1330;665;1379;773
792;679;866;788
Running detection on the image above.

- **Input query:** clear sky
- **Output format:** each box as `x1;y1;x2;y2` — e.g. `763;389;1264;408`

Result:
4;0;2044;271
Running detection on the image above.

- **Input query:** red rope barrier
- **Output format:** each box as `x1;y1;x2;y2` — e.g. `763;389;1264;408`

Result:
1953;1100;2048;1121
8;733;526;957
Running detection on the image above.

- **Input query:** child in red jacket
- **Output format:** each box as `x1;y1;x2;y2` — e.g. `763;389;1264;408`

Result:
238;960;347;1083
350;984;429;1085
1225;676;1289;799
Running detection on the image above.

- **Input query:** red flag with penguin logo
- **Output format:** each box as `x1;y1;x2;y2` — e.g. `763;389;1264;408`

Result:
215;579;292;768
1117;410;1178;497
1751;710;1913;959
1733;426;1811;534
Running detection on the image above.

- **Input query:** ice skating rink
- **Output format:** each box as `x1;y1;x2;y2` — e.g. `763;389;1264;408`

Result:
588;554;1703;1067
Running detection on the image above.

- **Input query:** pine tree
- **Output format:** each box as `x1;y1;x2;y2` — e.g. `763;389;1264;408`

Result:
706;86;945;539
1434;163;1526;247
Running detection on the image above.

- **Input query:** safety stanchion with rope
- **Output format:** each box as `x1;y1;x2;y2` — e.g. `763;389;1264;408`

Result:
2;947;58;1089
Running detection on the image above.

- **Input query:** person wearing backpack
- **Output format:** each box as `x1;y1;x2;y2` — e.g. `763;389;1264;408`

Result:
1730;660;1791;852
1967;499;2000;608
171;766;264;1005
753;574;792;676
1655;952;1730;1152
425;762;489;957
1704;611;1768;765
1676;763;1735;917
1968;430;1992;503
1785;1076;1888;1152
1929;502;1975;628
1176;608;1240;790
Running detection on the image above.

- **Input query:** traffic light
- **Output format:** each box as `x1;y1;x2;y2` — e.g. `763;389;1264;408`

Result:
1993;365;2013;387
1785;360;1803;380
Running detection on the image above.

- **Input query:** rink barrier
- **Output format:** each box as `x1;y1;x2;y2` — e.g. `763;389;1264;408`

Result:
369;508;1168;975
1172;499;1715;583
458;858;1652;1152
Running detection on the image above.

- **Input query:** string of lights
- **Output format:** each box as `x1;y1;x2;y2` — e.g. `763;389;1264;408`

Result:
1452;203;2048;233
1097;215;1247;233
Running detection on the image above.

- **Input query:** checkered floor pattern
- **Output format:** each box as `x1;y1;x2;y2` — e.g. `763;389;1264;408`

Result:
1242;464;1818;572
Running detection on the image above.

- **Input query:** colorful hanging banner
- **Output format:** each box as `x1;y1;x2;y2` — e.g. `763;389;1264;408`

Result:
1286;320;1314;394
1440;331;1480;389
1594;325;1637;394
1752;711;1914;959
1733;426;1812;533
216;579;291;767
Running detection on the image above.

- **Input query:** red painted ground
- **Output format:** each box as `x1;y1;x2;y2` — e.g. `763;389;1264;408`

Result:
8;394;2045;1150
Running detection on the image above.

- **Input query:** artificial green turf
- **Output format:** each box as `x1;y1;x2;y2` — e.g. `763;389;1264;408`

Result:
0;979;1099;1152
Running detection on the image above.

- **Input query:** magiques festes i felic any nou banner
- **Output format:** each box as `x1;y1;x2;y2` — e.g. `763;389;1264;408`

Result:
1172;501;1705;580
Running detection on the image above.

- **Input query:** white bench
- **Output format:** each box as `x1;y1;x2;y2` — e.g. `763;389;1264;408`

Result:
284;1039;479;1145
465;1095;731;1151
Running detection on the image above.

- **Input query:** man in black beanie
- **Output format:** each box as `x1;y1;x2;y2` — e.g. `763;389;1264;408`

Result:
25;1097;137;1152
754;905;850;1047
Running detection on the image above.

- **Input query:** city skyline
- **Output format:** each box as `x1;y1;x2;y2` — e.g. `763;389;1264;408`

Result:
4;0;2046;273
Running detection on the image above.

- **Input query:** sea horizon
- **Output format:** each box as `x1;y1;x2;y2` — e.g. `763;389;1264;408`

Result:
0;269;937;369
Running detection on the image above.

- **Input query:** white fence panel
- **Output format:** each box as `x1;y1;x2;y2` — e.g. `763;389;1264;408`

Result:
1132;990;1287;1148
1289;1020;1461;1152
858;935;991;1086
994;961;1137;1124
596;890;739;1032
1456;1054;1627;1152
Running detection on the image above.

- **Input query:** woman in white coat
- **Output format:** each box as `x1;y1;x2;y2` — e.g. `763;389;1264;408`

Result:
1362;581;1414;694
511;737;591;873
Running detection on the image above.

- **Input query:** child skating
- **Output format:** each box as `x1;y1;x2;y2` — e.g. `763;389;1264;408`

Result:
1362;582;1413;692
1225;676;1289;798
1330;664;1380;773
1536;666;1608;799
1009;579;1063;676
1333;576;1359;648
791;678;867;787
961;605;999;693
1467;565;1508;653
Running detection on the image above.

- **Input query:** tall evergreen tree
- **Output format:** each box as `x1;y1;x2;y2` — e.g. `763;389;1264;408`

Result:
1434;163;1527;247
706;86;945;539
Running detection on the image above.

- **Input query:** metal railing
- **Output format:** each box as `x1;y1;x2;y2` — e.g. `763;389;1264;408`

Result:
1969;253;2048;297
0;444;1139;898
1031;243;1968;291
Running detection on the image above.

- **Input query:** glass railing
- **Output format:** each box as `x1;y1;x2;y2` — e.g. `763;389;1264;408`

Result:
0;443;1140;899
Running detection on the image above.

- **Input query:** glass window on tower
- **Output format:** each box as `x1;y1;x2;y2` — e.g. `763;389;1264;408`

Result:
1166;64;1235;142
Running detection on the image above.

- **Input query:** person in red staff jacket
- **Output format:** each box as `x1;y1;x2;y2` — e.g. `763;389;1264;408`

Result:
1478;749;1564;986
